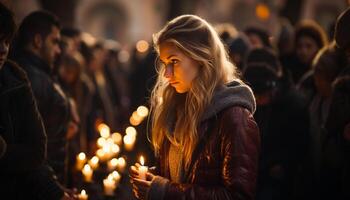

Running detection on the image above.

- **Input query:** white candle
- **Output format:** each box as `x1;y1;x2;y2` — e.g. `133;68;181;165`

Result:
123;134;136;151
126;126;137;138
82;164;93;182
107;158;118;171
111;132;122;145
97;137;106;148
103;175;116;196
88;156;99;170
78;189;88;200
111;144;120;156
111;171;121;184
137;106;149;118
76;152;86;170
96;149;107;162
117;157;126;172
138;156;148;180
98;123;110;138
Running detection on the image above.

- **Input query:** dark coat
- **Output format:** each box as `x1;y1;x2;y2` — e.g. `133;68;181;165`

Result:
152;82;260;200
0;60;46;172
13;50;70;182
0;61;63;199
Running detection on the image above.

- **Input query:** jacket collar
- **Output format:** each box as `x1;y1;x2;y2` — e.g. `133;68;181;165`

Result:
17;50;52;76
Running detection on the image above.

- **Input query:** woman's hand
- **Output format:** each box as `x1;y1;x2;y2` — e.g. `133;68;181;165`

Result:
129;164;155;200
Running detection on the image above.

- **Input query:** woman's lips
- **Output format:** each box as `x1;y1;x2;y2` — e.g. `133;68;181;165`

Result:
170;81;179;85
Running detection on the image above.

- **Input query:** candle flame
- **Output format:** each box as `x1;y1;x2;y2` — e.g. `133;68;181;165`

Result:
78;152;86;160
81;189;86;195
140;156;145;165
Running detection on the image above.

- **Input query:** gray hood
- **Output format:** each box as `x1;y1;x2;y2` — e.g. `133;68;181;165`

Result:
201;81;256;122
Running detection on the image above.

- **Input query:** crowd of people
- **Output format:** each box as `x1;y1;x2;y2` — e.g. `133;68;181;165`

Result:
0;2;349;200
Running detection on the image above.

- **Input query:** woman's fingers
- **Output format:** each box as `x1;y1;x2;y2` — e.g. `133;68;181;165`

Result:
129;165;139;178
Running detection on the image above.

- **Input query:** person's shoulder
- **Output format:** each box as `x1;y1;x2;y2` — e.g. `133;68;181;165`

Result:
220;106;253;123
4;60;29;83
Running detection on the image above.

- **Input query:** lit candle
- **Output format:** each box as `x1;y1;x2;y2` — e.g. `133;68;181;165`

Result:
117;157;126;172
111;171;121;184
96;149;107;162
123;134;136;151
111;144;120;156
126;126;137;138
137;106;149;118
108;158;118;171
98;123;110;138
97;137;106;148
78;189;88;200
76;152;86;170
88;156;99;170
82;164;93;182
103;174;116;196
138;156;148;180
111;132;122;145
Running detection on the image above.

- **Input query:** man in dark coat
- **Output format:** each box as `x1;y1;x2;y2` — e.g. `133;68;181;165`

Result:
12;10;72;184
0;3;75;199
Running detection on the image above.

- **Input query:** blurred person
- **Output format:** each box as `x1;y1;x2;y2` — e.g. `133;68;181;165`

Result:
318;9;350;196
244;26;272;49
301;43;347;199
130;14;260;200
0;4;75;200
215;23;239;46
322;67;350;200
81;42;117;151
335;7;350;60
228;32;252;71
293;20;328;84
11;10;75;186
105;44;131;126
244;48;309;200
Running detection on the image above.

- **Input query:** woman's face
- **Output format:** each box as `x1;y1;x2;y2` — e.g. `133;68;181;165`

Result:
296;36;320;65
159;42;200;93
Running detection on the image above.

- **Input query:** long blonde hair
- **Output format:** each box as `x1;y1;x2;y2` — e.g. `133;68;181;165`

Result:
151;15;239;168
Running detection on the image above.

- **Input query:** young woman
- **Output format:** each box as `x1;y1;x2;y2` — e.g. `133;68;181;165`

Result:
130;14;260;200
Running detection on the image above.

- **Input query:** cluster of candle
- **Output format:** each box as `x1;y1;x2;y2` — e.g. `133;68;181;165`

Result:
76;105;150;197
103;171;121;195
130;106;149;126
96;124;121;161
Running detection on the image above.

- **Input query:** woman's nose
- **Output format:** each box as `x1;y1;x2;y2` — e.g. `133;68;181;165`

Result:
164;64;173;79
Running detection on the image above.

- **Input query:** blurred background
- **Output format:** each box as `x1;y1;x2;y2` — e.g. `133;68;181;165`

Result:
3;0;350;48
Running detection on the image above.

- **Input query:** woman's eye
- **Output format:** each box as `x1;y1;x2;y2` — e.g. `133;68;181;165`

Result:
171;59;179;65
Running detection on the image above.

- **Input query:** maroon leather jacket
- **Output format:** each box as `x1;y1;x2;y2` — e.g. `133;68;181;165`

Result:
155;106;260;200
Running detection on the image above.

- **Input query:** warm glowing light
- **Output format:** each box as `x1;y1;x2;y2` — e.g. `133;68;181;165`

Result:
256;3;270;21
78;189;88;200
123;134;136;151
111;132;122;145
117;157;126;172
118;50;130;63
108;158;118;170
98;123;110;138
126;126;137;138
78;152;86;160
140;156;145;166
97;137;106;147
136;40;149;53
89;156;99;170
82;164;93;182
111;144;120;154
137;106;149;117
